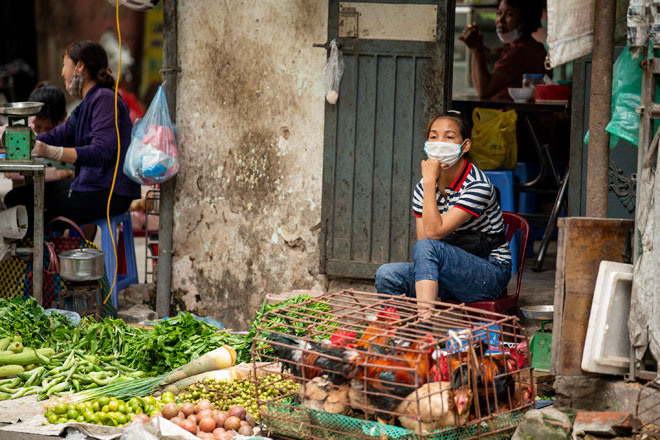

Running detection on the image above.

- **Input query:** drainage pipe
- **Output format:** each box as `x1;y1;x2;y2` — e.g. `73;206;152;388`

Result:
157;0;178;318
585;0;615;217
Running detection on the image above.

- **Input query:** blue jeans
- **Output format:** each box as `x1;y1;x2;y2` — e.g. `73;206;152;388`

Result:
374;239;512;303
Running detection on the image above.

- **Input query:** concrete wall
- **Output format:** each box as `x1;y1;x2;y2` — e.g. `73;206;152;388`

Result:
173;0;331;329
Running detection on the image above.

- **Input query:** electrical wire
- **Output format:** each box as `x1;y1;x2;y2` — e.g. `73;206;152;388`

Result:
103;0;123;305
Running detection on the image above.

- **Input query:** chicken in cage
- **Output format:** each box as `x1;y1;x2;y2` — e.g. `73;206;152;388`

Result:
252;290;533;440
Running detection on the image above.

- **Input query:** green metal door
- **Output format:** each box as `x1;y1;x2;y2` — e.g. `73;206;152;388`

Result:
320;0;455;279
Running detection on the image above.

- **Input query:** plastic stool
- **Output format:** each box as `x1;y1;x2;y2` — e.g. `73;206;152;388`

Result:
483;170;517;274
514;162;537;257
89;212;139;308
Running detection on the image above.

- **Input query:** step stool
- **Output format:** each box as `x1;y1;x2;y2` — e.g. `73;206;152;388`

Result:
483;170;518;274
514;162;537;257
89;211;139;308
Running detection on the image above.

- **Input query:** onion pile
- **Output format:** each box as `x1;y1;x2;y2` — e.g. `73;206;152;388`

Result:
154;400;254;439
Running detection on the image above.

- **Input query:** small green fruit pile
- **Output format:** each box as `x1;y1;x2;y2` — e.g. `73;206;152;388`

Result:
45;392;176;426
177;374;299;418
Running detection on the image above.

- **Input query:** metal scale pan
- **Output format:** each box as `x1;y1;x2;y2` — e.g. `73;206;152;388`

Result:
0;102;44;117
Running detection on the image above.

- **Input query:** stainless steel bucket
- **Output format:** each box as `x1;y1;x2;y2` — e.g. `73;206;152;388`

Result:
58;248;105;281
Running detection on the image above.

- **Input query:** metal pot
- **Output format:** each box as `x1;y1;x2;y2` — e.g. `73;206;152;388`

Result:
58;248;105;281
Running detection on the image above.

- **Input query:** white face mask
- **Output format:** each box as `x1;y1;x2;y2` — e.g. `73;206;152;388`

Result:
424;140;465;167
497;29;519;44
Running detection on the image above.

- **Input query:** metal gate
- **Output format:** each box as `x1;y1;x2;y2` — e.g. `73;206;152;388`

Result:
320;0;455;279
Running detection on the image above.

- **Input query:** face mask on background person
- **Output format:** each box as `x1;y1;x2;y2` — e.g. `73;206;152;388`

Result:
497;28;519;44
424;140;465;167
67;63;84;100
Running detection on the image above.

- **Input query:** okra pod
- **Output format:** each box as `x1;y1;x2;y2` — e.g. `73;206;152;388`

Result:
45;381;68;396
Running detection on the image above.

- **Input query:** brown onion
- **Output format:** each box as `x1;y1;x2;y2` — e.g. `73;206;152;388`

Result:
199;416;216;432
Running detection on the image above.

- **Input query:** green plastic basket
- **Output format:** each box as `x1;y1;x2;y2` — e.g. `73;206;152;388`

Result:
261;402;523;440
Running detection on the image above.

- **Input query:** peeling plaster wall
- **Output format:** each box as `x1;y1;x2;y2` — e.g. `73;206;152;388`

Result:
173;0;329;330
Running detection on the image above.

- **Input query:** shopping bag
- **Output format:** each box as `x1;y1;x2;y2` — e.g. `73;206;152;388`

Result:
470;108;518;170
124;86;179;185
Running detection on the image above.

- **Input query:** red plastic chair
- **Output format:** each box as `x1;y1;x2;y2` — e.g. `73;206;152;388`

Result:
465;211;530;316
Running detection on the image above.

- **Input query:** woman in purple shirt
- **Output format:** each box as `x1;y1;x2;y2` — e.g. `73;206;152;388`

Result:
4;41;140;236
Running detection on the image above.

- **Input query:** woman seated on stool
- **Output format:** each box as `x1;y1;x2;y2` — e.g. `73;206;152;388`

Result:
374;111;512;309
459;0;550;100
3;40;140;237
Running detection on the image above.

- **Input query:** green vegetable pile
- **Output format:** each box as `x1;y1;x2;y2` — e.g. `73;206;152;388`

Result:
236;294;337;364
0;298;72;347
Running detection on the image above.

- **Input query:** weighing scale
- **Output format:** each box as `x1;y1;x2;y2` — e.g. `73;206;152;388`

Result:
521;305;554;372
0;102;43;161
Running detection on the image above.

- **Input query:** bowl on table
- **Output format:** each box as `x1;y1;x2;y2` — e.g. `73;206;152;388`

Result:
508;87;534;103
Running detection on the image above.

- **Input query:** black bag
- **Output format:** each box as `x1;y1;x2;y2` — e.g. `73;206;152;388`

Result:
442;230;507;260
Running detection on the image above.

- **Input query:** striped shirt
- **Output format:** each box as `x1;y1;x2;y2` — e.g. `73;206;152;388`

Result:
412;161;511;264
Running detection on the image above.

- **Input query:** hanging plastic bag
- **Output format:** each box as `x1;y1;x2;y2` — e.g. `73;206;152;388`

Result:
469;108;518;170
324;40;344;104
124;86;179;185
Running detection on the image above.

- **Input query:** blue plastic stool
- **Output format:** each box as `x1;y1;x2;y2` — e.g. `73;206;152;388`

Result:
89;212;139;308
483;170;517;274
514;162;537;257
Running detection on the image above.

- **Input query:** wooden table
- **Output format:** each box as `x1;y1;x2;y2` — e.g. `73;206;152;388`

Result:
0;159;45;304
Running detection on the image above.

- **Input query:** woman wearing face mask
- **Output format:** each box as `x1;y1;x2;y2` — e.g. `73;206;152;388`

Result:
3;40;140;237
458;0;549;100
375;112;512;306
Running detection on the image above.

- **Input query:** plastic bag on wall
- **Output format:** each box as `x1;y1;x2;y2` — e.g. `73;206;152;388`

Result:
124;86;179;185
470;108;518;170
584;46;656;148
324;40;344;104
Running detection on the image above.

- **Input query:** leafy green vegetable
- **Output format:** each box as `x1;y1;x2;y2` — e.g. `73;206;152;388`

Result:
124;312;243;375
235;294;337;364
0;297;73;347
53;313;242;375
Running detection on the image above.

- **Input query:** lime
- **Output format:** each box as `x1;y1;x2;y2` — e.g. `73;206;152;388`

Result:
143;396;157;407
84;411;95;423
57;417;68;424
117;403;127;414
98;397;110;407
108;400;119;412
128;397;141;408
160;391;175;404
47;414;58;424
116;413;128;425
54;402;68;415
66;409;79;420
101;405;109;413
76;415;85;423
91;401;100;412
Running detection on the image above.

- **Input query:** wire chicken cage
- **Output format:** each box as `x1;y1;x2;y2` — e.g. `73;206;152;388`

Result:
635;381;660;439
252;290;533;440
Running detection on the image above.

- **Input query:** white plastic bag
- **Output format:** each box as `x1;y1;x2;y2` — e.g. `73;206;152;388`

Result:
323;39;344;104
124;86;179;185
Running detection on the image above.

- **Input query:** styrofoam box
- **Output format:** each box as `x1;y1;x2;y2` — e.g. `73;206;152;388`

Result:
581;261;633;375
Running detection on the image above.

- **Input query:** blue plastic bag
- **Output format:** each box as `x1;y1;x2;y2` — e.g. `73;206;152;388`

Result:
124;86;179;184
